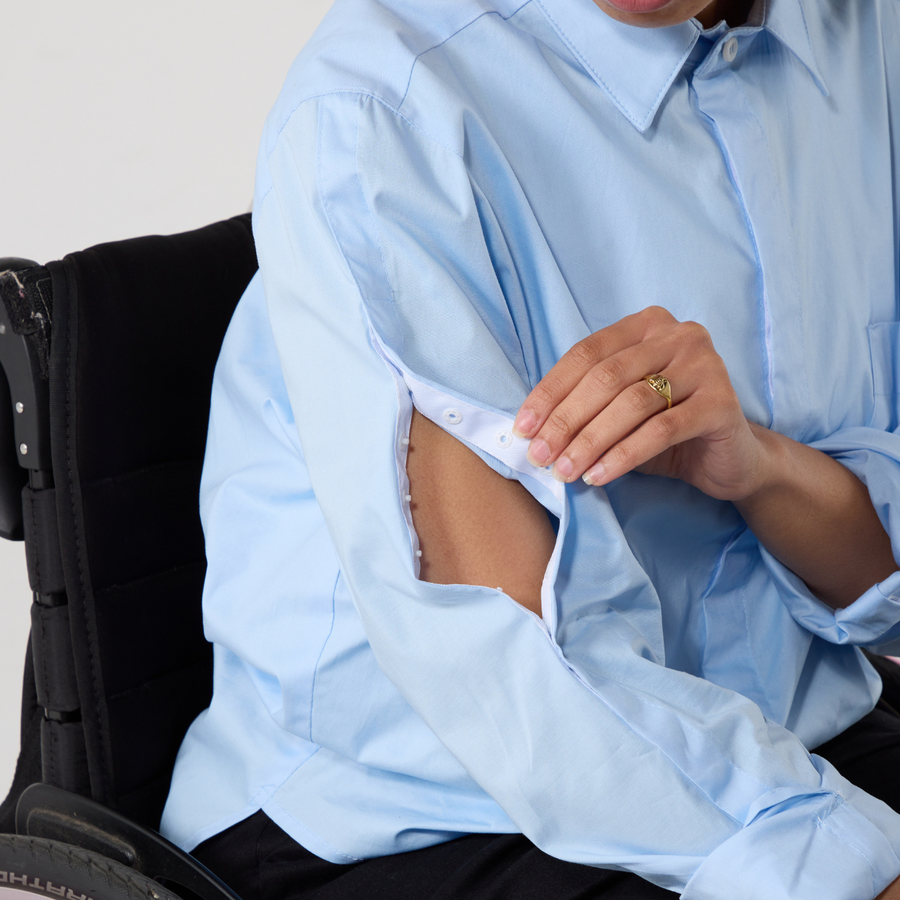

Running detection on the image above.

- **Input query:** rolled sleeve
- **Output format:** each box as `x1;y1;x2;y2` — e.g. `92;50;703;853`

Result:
761;429;900;652
685;759;900;900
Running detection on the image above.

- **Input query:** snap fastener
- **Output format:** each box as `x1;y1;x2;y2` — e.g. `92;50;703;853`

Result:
443;409;463;425
723;37;738;62
495;430;513;450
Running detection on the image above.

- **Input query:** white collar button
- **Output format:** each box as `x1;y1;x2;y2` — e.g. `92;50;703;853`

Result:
723;36;738;63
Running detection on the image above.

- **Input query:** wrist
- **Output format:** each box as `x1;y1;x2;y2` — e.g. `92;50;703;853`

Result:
732;424;794;512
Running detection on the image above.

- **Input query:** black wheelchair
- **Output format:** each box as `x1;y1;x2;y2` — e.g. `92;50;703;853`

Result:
0;214;257;900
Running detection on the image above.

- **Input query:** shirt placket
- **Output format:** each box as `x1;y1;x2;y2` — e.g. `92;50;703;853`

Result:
691;30;813;441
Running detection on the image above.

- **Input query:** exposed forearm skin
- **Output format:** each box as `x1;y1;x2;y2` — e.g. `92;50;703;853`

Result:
734;424;897;609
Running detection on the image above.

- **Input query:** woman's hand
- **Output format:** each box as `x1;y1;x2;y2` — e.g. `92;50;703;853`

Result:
513;305;897;608
513;306;768;501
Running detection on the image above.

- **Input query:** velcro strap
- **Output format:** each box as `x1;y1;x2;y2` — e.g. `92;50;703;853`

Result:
31;602;80;713
23;486;65;594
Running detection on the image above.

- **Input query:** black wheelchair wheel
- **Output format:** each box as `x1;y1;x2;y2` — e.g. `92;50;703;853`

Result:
0;835;182;900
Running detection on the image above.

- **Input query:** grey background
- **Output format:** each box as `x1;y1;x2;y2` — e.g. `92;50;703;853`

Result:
0;0;335;803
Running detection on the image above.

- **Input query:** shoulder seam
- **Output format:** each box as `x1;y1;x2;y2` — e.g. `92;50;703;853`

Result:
261;89;464;207
262;0;536;182
397;0;534;110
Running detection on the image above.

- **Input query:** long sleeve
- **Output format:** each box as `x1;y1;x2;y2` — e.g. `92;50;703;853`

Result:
756;427;900;652
252;91;900;900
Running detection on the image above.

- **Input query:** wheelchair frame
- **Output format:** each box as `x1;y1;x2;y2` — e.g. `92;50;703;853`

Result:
0;215;257;900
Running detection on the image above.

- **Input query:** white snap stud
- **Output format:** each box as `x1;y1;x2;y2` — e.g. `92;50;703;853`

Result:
495;430;513;449
723;37;738;62
443;409;463;425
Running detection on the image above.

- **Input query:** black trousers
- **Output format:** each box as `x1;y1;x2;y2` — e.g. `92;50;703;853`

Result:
193;700;900;900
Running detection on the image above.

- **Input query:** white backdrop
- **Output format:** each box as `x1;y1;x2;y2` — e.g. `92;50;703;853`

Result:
0;0;334;802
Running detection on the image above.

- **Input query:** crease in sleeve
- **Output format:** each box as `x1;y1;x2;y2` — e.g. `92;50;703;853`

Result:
684;759;900;900
256;94;900;898
757;428;900;648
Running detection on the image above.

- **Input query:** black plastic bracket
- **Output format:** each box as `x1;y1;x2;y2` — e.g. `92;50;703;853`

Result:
16;783;243;900
0;259;51;473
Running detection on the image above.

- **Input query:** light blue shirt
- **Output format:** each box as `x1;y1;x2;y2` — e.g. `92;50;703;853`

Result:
162;0;900;897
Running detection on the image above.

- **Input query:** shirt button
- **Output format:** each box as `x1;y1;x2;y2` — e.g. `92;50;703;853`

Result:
443;409;463;425
722;37;738;62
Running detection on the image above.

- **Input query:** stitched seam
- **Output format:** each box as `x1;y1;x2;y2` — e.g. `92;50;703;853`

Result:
36;601;48;717
729;68;813;437
308;570;340;744
764;0;827;94
65;263;111;800
398;1;533;110
265;795;364;864
29;493;41;593
818;801;879;899
254;814;264;900
258;87;471;213
351;109;395;304
263;84;466;199
83;457;199;489
94;560;205;596
704;109;774;416
740;562;772;713
105;655;211;703
48;718;57;785
534;0;692;130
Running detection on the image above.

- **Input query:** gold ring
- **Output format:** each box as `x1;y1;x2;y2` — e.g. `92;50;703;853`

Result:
643;374;672;409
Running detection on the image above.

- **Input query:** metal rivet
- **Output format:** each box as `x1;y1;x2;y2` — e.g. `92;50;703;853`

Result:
15;402;24;414
19;443;28;455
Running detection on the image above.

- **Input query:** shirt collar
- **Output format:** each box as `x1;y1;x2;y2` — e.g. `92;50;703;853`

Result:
533;0;828;133
759;0;828;95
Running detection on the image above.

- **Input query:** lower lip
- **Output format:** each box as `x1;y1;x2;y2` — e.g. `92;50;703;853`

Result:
603;0;674;12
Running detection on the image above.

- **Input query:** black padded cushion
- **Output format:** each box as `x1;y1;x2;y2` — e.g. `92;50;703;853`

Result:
47;214;257;828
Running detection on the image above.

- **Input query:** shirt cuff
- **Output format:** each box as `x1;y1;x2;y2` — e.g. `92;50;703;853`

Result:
761;542;900;648
682;758;900;900
811;428;900;570
751;427;900;648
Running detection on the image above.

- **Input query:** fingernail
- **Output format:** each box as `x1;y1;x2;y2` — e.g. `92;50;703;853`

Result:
583;463;605;486
527;438;550;467
552;456;573;482
513;408;536;438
